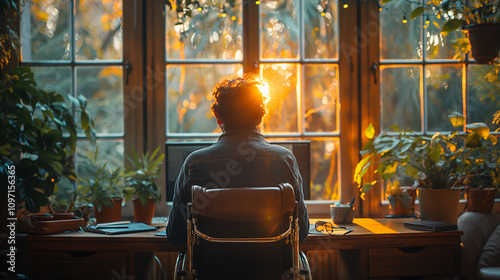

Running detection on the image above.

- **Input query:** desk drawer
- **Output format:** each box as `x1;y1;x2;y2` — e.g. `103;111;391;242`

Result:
369;246;454;277
35;251;128;280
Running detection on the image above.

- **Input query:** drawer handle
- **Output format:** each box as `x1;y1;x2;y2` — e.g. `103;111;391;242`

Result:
66;251;97;258
397;247;425;254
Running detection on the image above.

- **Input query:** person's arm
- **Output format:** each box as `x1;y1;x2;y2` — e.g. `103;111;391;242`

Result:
166;161;191;244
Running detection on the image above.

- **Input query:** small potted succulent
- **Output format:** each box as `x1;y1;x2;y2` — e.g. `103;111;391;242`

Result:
123;146;164;224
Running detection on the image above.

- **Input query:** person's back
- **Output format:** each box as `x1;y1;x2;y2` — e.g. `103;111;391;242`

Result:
166;73;309;245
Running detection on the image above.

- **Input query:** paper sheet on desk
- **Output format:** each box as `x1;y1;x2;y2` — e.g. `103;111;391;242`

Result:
308;224;353;236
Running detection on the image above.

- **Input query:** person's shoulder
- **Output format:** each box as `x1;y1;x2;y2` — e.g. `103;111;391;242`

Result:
264;142;296;159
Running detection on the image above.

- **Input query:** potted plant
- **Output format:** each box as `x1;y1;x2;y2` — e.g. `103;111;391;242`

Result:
385;180;417;216
454;114;499;212
0;1;96;218
77;146;124;224
0;67;95;216
124;146;164;224
355;112;498;222
355;114;466;223
403;0;500;63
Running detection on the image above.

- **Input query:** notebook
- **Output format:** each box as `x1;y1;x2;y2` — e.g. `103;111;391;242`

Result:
404;220;457;232
85;222;158;235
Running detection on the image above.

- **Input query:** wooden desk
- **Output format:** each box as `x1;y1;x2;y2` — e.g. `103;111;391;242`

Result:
305;218;462;279
25;218;462;280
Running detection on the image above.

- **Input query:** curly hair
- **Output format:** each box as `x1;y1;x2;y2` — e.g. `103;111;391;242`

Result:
211;73;268;130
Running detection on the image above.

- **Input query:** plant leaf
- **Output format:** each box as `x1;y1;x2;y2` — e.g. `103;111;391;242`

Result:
410;7;426;19
442;19;465;34
448;111;464;127
365;123;375;139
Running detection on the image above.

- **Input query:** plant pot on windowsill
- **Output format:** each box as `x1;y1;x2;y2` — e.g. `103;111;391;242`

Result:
94;198;123;224
463;23;500;64
387;186;417;216
418;188;461;224
466;188;497;213
132;198;156;224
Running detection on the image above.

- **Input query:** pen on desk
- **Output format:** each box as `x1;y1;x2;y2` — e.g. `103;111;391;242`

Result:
96;221;130;228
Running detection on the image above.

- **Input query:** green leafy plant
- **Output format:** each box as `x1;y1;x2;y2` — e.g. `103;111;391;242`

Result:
452;113;500;190
77;146;124;212
354;112;499;199
124;146;164;206
0;67;95;213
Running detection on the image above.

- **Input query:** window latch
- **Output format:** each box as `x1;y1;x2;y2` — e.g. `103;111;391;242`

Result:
125;62;132;85
371;62;378;85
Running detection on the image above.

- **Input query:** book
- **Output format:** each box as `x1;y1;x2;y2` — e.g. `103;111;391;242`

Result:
404;220;457;232
85;222;158;235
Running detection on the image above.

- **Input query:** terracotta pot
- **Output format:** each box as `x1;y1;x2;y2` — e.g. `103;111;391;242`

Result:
467;188;497;213
133;198;156;224
418;189;461;224
464;23;500;64
94;198;122;224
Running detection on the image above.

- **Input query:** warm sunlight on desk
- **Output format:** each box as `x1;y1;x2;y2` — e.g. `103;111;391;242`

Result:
351;218;399;234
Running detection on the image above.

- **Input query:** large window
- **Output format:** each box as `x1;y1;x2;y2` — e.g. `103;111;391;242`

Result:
361;0;500;215
160;0;349;201
20;0;127;203
19;0;498;216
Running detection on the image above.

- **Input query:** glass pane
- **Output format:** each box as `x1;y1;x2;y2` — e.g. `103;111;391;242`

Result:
426;65;463;131
261;0;299;59
303;0;338;59
310;138;340;200
165;0;243;60
261;63;298;133
21;0;70;61
75;0;123;60
380;0;422;60
76;66;124;135
467;65;500;131
425;15;466;60
31;66;71;98
380;66;421;131
166;65;242;134
304;64;339;132
77;140;125;179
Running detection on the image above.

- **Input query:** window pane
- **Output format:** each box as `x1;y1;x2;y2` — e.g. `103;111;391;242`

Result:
380;66;421;131
425;15;465;60
261;0;299;59
303;0;338;59
261;63;298;133
304;64;339;132
75;0;123;60
426;65;463;131
77;140;125;178
467;65;500;130
310;138;340;200
165;0;243;60
166;65;242;134
380;0;422;60
76;66;124;135
31;66;71;98
21;0;70;61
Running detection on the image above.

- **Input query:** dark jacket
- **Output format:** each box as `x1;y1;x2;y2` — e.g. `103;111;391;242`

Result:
166;129;309;244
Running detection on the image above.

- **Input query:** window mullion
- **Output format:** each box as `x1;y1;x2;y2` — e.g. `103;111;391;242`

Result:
243;1;260;74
